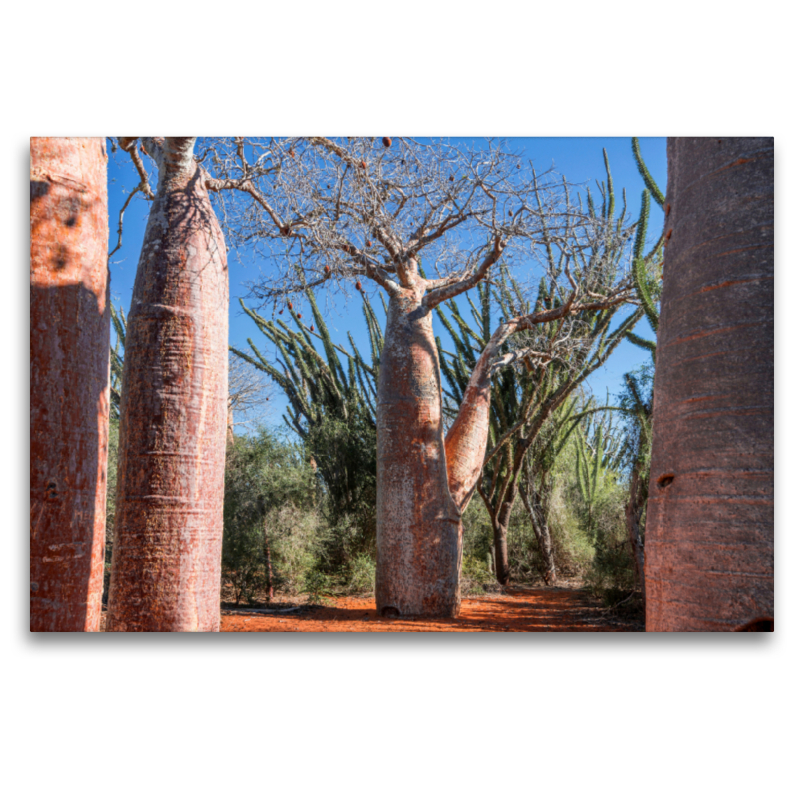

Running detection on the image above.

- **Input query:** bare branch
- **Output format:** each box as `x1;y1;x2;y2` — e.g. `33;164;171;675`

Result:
117;137;155;200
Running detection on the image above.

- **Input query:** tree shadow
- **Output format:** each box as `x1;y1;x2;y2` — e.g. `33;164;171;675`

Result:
30;278;109;631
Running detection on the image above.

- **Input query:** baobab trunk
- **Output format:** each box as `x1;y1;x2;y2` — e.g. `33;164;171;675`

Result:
374;275;600;617
30;137;109;631
645;137;773;631
106;138;229;632
376;286;462;617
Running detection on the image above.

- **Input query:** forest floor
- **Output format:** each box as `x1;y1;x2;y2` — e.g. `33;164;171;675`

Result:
220;580;645;632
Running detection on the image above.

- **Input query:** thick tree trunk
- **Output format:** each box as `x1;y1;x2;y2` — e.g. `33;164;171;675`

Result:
373;259;624;617
30;137;110;632
645;137;773;631
375;287;462;617
106;138;229;632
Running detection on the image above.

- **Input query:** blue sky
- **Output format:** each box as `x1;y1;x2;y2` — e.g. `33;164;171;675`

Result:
107;136;666;428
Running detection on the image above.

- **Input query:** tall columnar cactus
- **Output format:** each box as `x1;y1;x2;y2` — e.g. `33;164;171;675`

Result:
233;285;382;540
618;137;666;604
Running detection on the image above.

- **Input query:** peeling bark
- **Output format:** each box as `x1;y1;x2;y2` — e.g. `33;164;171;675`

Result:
106;138;229;632
645;138;773;631
30;137;110;632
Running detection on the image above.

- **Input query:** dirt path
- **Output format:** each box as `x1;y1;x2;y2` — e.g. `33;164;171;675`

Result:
220;586;644;632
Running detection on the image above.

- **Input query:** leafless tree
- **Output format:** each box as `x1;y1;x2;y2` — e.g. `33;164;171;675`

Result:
227;351;273;438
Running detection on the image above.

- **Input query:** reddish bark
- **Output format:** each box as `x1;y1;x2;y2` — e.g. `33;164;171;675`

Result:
30;137;109;632
645;138;773;631
376;283;462;618
106;137;229;632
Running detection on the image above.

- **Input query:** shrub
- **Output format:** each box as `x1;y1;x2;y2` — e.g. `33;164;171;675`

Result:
460;555;497;595
582;482;637;605
346;553;376;595
222;428;320;603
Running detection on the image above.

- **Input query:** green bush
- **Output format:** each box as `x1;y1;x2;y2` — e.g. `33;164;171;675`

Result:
460;554;496;595
581;482;637;604
222;428;321;603
346;553;376;595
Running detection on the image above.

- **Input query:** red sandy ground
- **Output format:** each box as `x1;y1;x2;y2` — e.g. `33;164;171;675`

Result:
220;585;644;632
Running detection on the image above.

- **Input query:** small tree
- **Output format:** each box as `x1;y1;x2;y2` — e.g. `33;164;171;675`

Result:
222;429;317;604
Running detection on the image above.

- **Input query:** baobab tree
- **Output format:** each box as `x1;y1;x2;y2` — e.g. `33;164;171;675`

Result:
645;137;773;631
202;137;637;617
106;137;229;632
30;137;109;631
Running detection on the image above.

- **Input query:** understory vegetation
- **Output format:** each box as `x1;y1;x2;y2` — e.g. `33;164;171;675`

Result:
211;408;644;608
103;409;646;609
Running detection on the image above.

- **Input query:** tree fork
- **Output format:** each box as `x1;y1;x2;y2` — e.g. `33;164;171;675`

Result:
106;137;229;632
30;137;110;631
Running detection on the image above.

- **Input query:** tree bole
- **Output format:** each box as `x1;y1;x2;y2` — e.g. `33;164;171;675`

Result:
375;288;462;617
645;137;773;631
30;137;110;632
106;139;229;632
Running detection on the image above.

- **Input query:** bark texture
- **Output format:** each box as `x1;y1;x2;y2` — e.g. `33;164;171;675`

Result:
106;138;229;632
30;137;109;632
645;137;773;631
376;286;462;617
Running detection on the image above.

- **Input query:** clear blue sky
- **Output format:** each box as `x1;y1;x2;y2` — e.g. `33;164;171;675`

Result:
107;137;666;427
